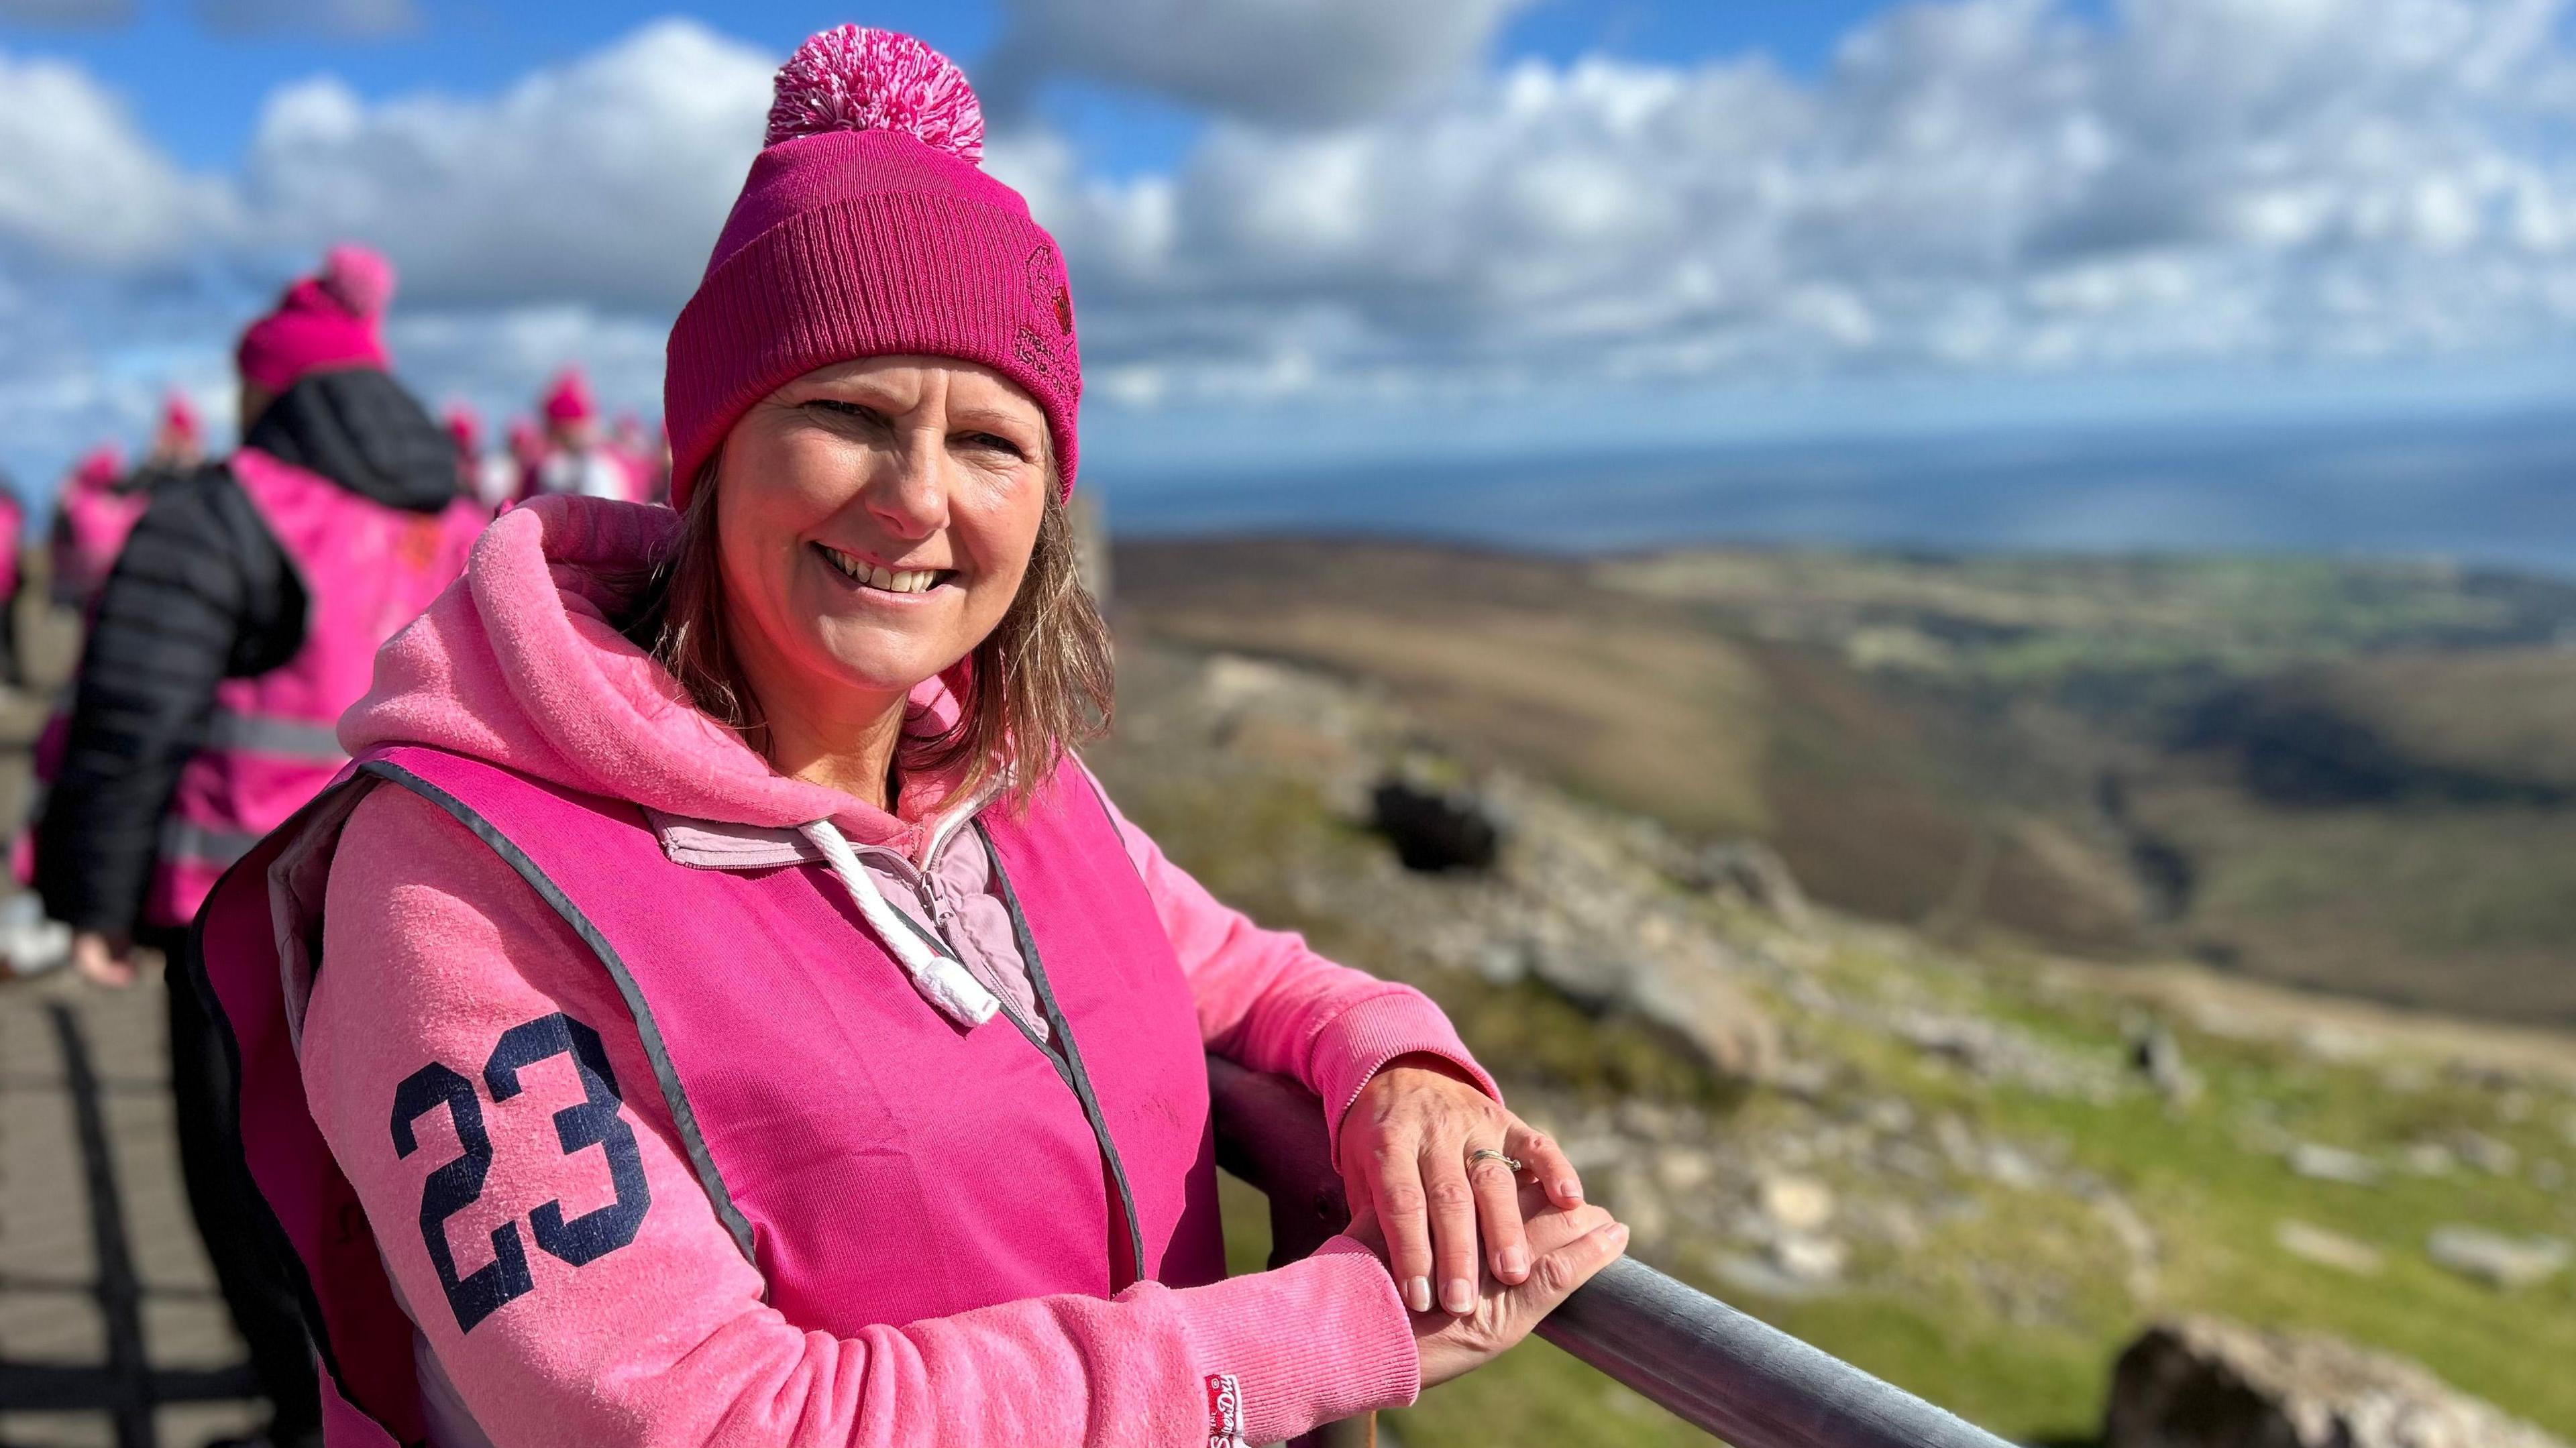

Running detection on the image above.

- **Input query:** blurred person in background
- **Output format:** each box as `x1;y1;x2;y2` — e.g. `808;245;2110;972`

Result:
0;463;69;979
51;390;204;614
445;402;517;512
48;441;138;612
609;408;669;503
531;366;640;501
39;242;485;1448
192;30;1621;1447
503;415;544;502
21;394;204;895
138;391;209;484
0;467;21;685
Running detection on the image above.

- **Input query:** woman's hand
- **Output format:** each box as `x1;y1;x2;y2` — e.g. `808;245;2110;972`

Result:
1336;1054;1585;1316
1346;1180;1626;1388
71;930;138;989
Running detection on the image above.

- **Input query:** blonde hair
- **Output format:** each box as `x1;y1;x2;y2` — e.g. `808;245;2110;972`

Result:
620;460;1114;811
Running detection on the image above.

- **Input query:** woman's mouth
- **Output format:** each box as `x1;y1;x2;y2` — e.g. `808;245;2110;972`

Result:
814;543;955;596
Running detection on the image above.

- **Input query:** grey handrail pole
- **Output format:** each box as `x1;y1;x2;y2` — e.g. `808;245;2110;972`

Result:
1537;1256;2014;1448
1205;1057;2017;1448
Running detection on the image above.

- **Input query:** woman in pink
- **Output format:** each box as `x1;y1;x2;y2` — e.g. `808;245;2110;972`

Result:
48;442;138;611
195;26;1622;1447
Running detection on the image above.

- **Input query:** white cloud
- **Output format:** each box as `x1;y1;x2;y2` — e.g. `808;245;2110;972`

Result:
1006;0;2576;404
238;17;771;309
983;0;1536;126
0;48;223;268
388;302;669;427
8;0;2576;498
0;24;754;494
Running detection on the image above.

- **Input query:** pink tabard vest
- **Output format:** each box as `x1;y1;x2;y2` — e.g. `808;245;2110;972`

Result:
191;744;1226;1446
148;449;482;928
53;479;146;609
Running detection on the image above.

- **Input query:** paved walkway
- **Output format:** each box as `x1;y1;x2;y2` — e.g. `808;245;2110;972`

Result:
1;964;260;1448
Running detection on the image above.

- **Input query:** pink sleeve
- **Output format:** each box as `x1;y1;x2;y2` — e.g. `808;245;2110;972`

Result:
1081;764;1501;1156
301;786;1419;1448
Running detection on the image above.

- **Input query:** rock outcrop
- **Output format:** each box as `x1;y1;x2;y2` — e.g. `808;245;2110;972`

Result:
2425;1226;2569;1290
2104;1316;2566;1448
1370;777;1503;873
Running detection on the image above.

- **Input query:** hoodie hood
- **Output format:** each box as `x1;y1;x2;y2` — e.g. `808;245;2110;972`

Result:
245;368;463;515
341;494;967;852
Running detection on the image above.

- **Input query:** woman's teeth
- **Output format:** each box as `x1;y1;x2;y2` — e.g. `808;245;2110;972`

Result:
820;546;945;594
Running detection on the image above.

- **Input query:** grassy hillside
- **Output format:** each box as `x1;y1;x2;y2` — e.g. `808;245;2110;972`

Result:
1113;539;2576;1025
1116;540;2140;952
1091;639;2576;1448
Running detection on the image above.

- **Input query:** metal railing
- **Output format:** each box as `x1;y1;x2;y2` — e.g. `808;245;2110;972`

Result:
1208;1059;2014;1448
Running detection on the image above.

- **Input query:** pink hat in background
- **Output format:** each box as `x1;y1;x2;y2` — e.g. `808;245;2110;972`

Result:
444;403;484;455
235;244;396;396
541;368;596;425
663;25;1079;510
160;392;202;446
69;444;125;493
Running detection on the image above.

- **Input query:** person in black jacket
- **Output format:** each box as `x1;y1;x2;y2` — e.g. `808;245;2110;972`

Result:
36;245;464;1448
39;365;462;959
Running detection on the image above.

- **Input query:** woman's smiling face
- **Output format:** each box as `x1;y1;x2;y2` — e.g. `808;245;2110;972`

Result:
713;355;1051;712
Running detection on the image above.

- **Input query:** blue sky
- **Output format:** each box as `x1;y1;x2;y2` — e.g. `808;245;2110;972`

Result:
3;1;1943;170
0;0;2572;559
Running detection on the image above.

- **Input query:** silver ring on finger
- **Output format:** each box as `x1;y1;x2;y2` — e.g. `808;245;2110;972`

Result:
1468;1147;1523;1172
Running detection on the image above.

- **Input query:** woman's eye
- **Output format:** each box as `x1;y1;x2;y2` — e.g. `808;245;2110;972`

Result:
806;400;884;425
959;431;1028;460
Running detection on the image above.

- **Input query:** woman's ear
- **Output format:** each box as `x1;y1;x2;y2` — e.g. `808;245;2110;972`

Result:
237;380;275;436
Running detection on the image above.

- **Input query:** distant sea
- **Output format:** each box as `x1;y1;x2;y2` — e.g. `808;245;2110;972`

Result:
1104;406;2576;577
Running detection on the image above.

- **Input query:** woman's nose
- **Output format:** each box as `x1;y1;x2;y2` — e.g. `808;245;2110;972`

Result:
863;437;951;537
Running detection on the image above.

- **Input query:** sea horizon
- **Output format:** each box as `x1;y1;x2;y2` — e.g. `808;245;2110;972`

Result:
1100;403;2576;580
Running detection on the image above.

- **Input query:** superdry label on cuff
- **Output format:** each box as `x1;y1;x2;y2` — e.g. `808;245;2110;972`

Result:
1204;1372;1246;1448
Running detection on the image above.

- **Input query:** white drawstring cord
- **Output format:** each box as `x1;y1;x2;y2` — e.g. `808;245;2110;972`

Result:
798;819;1000;1029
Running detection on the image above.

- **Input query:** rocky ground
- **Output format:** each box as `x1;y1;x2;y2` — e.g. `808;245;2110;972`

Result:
1089;639;2576;1448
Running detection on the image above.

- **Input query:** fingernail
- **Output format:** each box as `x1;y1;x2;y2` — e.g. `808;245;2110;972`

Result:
1443;1278;1475;1315
1609;1223;1631;1247
1406;1276;1433;1313
1559;1180;1582;1203
1501;1245;1530;1278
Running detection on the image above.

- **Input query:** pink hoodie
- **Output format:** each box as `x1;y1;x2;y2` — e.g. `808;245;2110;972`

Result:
301;497;1485;1445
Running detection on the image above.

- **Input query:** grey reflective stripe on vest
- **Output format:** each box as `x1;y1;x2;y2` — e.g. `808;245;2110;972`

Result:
975;819;1150;1292
160;817;266;869
206;709;349;763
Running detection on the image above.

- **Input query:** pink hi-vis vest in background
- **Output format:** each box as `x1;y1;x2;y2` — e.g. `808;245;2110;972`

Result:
53;479;146;609
193;744;1225;1446
0;488;23;608
148;449;482;928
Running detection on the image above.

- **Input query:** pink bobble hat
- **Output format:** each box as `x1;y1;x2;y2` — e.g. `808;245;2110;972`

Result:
235;244;397;396
663;25;1081;510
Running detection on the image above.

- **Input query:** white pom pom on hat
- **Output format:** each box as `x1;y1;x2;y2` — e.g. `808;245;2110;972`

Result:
765;25;985;161
317;243;396;320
